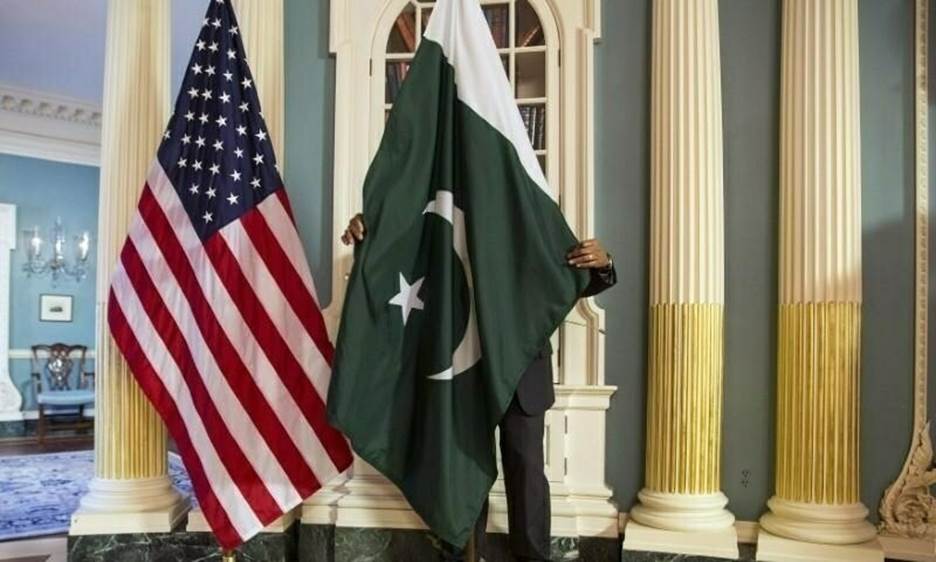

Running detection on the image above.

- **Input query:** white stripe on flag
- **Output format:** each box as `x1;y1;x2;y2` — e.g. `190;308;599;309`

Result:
257;195;321;305
111;264;262;540
219;220;333;401
423;0;552;199
127;216;301;512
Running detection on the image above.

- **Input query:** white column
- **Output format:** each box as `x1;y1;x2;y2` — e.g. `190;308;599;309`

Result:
0;204;22;421
622;0;736;558
70;0;188;535
756;1;881;560
231;0;285;159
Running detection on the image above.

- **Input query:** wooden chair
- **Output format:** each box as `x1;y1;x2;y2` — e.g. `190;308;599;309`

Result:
30;344;94;444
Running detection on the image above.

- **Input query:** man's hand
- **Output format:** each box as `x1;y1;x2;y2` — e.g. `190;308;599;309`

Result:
341;213;366;246
567;239;612;270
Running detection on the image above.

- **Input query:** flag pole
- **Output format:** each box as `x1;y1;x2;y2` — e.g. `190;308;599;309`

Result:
221;550;236;562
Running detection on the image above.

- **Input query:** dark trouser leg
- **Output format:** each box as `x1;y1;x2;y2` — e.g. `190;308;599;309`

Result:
500;397;550;561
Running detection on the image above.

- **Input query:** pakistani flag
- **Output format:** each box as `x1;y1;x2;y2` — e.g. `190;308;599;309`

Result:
327;0;589;547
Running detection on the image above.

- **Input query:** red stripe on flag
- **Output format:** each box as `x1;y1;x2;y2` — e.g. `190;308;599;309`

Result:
240;208;334;364
275;189;295;223
136;186;322;498
108;292;243;549
119;240;284;524
201;233;352;472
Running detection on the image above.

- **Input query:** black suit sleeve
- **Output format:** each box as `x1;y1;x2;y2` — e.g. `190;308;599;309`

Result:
581;264;617;298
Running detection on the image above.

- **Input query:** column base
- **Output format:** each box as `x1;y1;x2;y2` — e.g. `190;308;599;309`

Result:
622;520;739;560
629;489;736;531
759;497;878;545
756;529;883;562
70;476;190;535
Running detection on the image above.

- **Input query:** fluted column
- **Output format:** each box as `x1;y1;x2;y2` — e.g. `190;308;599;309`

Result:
624;1;734;557
70;0;188;535
231;0;285;158
759;0;877;549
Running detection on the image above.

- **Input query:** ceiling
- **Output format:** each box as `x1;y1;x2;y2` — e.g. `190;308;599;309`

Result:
0;0;209;105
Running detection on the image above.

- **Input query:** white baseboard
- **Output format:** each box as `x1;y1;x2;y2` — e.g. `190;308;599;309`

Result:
0;536;67;562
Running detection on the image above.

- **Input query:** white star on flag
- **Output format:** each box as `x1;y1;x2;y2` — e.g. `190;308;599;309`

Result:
389;274;425;325
256;130;267;142
227;193;239;205
231;170;241;182
203;211;213;223
235;147;245;158
206;186;217;198
250;178;261;189
253;154;264;165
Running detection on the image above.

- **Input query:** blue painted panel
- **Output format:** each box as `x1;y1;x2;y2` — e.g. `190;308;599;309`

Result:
0;154;99;411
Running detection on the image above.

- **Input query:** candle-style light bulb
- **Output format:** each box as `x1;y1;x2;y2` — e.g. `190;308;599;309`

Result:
77;232;91;262
29;227;42;260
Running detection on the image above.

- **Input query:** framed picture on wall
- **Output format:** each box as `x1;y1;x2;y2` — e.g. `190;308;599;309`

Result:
39;294;73;323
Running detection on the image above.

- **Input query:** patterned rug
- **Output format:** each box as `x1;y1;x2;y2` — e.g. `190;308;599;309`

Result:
0;451;192;541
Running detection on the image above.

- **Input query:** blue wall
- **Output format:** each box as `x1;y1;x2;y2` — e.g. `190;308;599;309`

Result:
0;154;99;409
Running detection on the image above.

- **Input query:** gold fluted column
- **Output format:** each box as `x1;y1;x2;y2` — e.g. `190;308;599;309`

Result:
231;0;285;158
70;0;188;535
623;1;736;557
757;1;879;558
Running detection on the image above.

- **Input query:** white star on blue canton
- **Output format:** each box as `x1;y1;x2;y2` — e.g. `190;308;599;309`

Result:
209;41;219;53
199;113;209;124
178;157;187;168
236;125;247;136
206;65;216;76
196;39;206;51
242;78;252;89
211;18;221;28
203;211;213;223
206;187;217;198
209;164;220;176
230;170;241;182
227;49;236;60
192;63;203;75
239;102;249;112
213;140;224;151
202;89;212;101
182;134;191;145
229;26;239;35
253;154;264;165
227;193;239;205
250;178;261;189
220;92;231;104
216;116;228;127
193;160;203;171
255;130;267;142
234;147;245;158
188;88;199;99
196;136;206;147
184;111;195;121
224;71;233;82
190;184;200;195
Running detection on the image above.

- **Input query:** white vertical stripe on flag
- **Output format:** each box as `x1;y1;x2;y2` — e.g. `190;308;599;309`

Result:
111;265;262;539
126;216;302;511
145;163;340;478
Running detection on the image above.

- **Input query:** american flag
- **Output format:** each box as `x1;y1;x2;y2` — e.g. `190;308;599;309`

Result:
107;0;352;549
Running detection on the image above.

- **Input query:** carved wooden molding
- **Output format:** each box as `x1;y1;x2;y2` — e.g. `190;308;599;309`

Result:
0;84;101;166
879;0;935;541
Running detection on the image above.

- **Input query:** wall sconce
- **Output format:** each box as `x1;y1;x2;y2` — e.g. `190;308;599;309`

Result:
22;217;92;283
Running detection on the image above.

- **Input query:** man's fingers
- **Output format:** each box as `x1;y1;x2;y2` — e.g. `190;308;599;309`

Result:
350;219;366;240
568;253;596;266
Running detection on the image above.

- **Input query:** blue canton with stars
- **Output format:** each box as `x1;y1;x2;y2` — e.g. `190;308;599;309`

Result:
158;0;282;240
